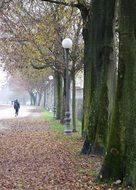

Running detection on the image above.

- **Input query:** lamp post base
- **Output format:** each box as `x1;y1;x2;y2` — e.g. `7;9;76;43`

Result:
64;111;72;135
64;129;72;135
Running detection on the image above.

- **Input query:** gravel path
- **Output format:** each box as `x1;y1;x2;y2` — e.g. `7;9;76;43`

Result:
0;105;40;120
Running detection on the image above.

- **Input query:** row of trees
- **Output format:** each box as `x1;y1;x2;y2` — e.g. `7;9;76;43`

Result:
0;0;136;187
41;0;136;186
0;0;83;130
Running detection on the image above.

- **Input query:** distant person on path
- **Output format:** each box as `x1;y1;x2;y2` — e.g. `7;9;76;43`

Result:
14;99;20;117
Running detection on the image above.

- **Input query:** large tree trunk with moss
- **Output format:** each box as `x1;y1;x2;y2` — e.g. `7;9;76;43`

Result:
81;6;92;138
99;0;136;184
99;91;124;181
81;0;115;154
120;0;136;185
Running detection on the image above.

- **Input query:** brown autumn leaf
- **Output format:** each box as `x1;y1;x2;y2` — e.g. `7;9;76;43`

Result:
0;107;130;190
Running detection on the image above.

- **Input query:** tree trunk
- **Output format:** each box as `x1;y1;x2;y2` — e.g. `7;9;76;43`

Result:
99;0;136;184
60;72;66;124
29;91;36;106
37;92;42;106
81;6;92;138
55;72;63;120
81;4;100;153
33;92;37;106
29;91;33;105
43;90;46;108
71;70;77;132
53;72;57;118
119;0;136;186
81;0;116;155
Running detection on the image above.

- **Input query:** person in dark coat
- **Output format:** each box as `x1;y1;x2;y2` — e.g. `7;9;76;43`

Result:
14;99;20;117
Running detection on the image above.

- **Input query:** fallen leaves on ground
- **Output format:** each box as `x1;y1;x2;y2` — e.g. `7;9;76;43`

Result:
0;113;130;190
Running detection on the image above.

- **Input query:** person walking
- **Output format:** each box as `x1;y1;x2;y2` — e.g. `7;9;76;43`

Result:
14;99;20;117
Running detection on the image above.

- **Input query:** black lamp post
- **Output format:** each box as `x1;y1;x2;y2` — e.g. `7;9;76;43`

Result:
62;38;73;135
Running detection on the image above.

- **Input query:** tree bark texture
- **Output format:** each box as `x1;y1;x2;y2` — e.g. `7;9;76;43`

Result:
100;0;136;184
119;0;136;186
81;0;115;154
81;8;92;138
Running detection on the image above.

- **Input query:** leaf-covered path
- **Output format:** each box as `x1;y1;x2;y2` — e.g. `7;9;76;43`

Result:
0;107;122;190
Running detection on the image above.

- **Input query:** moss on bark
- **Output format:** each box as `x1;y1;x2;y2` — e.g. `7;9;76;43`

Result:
81;0;115;154
119;0;136;186
100;0;136;184
81;13;92;137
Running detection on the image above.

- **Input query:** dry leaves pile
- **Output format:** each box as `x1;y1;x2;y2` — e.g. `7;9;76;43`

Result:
0;113;128;190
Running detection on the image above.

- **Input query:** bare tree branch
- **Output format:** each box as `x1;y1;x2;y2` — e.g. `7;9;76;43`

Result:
0;0;13;9
31;62;48;69
41;0;80;8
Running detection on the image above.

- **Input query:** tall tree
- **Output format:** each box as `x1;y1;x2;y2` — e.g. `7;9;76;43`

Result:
99;0;136;185
80;0;116;155
0;0;83;130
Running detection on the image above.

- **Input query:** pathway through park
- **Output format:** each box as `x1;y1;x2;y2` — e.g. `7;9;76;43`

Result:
0;105;111;190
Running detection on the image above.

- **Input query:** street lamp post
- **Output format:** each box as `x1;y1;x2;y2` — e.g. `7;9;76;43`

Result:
62;38;73;135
